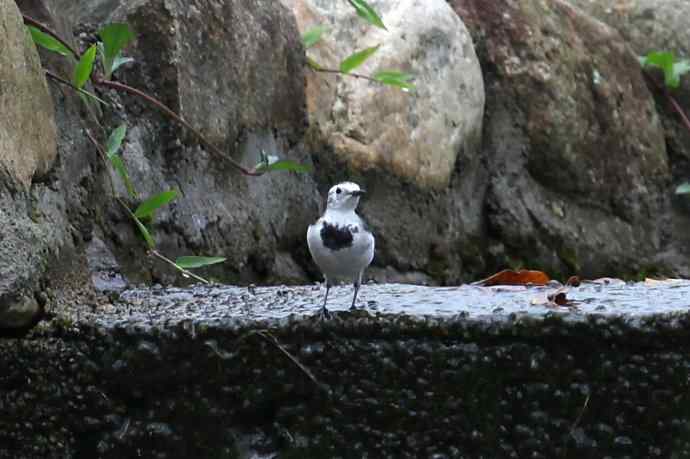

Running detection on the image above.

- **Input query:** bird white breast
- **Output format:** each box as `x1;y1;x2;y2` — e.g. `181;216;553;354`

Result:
307;216;374;281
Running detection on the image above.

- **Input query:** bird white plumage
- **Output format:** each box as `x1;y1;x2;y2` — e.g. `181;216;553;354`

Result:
307;182;374;317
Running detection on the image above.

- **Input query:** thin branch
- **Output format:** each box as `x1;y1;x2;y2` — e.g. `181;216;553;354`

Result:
44;69;81;92
644;71;690;135
22;14;79;58
568;394;591;438
312;67;380;83
94;78;263;176
150;250;210;284
666;92;690;134
44;69;111;107
236;330;325;391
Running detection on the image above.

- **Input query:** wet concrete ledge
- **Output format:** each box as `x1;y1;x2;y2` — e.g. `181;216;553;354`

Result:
2;281;690;458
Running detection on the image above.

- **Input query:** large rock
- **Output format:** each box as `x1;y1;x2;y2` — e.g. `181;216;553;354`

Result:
283;0;484;190
449;0;672;278
0;0;59;329
565;0;690;179
566;0;690;274
0;0;56;190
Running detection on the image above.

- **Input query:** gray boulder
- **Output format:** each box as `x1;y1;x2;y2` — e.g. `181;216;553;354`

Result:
0;0;57;329
566;0;690;274
450;0;673;278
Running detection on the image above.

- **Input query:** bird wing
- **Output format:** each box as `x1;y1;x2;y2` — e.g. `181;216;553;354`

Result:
306;222;321;260
361;228;375;266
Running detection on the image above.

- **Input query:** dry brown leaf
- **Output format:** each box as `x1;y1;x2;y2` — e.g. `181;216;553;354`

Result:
531;286;577;309
566;276;581;287
548;287;571;306
475;269;550;287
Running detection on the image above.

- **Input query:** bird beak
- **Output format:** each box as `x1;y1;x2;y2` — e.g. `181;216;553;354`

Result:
350;189;366;197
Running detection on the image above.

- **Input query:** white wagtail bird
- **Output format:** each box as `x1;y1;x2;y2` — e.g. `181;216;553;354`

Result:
307;182;375;318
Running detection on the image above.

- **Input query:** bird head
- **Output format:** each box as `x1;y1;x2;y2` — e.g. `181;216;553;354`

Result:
326;182;366;212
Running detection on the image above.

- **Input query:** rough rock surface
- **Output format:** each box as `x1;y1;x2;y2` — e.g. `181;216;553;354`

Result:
0;0;56;189
0;0;58;329
566;0;690;275
449;0;673;278
2;280;690;457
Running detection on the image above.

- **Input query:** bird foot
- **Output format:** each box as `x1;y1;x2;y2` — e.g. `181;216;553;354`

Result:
318;306;332;321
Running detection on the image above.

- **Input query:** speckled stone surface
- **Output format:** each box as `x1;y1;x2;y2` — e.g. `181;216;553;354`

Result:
2;281;690;458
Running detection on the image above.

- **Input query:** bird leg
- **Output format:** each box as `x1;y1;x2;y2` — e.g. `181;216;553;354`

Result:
350;275;362;310
319;280;332;320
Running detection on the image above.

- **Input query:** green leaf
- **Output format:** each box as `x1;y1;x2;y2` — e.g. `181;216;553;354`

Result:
373;70;415;90
340;45;380;74
132;215;155;249
673;60;690;87
98;23;135;78
111;55;134;74
253;151;312;174
261;159;313;173
175;256;227;269
73;44;97;89
348;0;387;30
134;190;178;218
640;51;685;88
106;124;127;157
105;125;136;198
109;155;137;199
676;183;690;194
302;25;327;49
27;26;74;57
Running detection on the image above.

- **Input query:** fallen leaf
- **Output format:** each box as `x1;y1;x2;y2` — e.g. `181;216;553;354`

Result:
548;287;571;306
644;278;685;287
531;287;577;309
566;276;581;287
474;269;550;287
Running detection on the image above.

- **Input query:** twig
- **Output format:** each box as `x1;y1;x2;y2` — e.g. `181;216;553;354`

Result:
313;67;380;83
645;71;690;134
150;249;210;284
22;14;79;58
44;69;111;108
665;92;690;134
237;330;324;390
44;69;82;93
94;78;263;176
568;393;591;437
